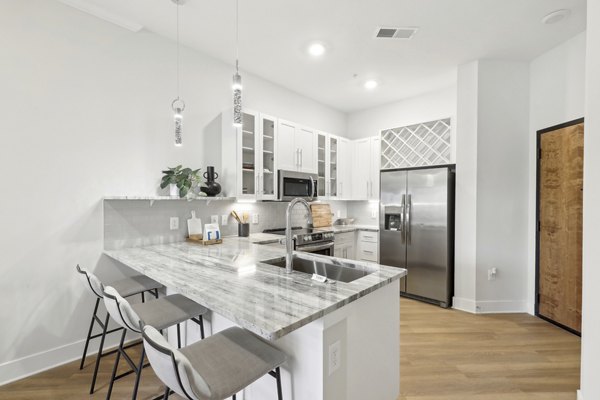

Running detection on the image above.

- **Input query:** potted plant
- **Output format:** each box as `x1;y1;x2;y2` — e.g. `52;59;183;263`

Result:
160;165;202;198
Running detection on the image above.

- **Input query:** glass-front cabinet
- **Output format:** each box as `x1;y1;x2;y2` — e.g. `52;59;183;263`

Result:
240;112;257;198
237;110;278;200
315;132;341;200
259;114;277;200
329;135;338;198
317;133;327;197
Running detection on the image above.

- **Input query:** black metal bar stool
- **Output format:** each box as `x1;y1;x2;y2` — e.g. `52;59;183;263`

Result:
103;285;208;400
76;264;163;393
142;323;286;400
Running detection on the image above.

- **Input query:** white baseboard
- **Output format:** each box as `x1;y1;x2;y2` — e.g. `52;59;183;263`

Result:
577;389;582;400
475;299;528;314
0;332;138;386
452;296;477;313
452;297;528;314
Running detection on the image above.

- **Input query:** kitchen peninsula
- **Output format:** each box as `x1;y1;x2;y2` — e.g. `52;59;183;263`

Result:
104;237;405;400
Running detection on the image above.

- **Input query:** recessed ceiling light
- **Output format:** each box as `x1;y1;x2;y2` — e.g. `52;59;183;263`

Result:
307;42;326;57
364;80;378;90
542;9;571;25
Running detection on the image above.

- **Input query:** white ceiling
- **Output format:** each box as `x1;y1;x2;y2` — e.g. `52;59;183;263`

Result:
60;0;586;113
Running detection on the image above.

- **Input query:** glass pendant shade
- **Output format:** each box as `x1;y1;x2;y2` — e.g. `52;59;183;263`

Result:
172;99;185;146
233;71;242;127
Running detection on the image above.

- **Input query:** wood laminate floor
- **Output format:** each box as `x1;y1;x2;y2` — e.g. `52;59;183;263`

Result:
0;298;581;400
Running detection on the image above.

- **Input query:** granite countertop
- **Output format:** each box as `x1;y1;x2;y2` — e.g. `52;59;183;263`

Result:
104;238;404;340
330;225;380;233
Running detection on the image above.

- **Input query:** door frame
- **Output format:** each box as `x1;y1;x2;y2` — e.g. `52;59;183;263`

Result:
534;117;584;336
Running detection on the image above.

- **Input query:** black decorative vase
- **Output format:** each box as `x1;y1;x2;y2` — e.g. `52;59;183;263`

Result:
201;166;222;197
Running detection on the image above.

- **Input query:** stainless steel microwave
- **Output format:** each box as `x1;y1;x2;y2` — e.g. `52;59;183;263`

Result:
278;170;318;201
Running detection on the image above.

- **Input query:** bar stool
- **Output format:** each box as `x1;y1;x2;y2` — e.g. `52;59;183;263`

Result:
103;286;208;400
142;323;286;400
76;264;163;393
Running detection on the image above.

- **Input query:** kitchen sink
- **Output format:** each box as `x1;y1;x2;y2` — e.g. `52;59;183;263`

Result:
261;254;376;283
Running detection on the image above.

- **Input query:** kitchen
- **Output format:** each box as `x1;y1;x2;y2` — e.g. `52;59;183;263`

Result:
1;1;599;400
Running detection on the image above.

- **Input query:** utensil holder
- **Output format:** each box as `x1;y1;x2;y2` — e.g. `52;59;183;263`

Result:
238;223;250;237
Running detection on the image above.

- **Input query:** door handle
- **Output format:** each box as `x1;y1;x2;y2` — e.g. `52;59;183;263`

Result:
300;149;303;168
255;175;259;195
401;194;406;244
406;194;412;244
260;173;264;194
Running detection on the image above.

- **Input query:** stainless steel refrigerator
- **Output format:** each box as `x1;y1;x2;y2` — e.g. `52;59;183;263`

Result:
379;165;455;308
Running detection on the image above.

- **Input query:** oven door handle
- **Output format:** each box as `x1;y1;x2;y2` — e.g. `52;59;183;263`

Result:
297;242;334;253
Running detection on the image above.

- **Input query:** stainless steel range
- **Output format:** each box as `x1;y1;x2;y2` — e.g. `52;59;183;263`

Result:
264;227;335;256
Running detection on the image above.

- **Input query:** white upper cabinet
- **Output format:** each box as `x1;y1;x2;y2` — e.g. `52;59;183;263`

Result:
352;136;380;200
338;137;351;200
276;120;316;174
315;132;347;200
220;109;278;200
258;114;278;200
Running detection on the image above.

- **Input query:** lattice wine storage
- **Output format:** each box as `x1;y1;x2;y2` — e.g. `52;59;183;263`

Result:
380;118;451;169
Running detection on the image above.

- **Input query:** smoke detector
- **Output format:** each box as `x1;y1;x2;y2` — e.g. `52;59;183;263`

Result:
374;27;418;39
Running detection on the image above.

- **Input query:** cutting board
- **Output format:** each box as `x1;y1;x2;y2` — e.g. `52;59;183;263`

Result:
311;203;332;228
187;211;203;238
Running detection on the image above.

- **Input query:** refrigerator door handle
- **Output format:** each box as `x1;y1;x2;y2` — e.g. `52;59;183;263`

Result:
406;194;412;244
400;194;406;243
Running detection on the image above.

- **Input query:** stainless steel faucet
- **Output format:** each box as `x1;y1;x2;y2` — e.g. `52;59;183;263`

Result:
285;198;313;273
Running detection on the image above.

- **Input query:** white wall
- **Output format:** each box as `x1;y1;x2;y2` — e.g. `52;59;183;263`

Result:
346;86;457;162
0;0;346;384
580;2;600;399
454;61;479;311
454;60;530;313
475;60;530;312
527;32;587;314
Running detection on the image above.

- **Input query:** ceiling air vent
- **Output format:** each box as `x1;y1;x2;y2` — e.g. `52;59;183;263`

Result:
375;27;418;40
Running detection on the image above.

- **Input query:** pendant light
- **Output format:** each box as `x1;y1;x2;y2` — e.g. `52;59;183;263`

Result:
232;0;242;127
171;0;186;146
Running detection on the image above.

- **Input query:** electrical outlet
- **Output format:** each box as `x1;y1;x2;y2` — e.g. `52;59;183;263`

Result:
337;210;341;218
211;215;219;224
488;268;497;281
252;213;259;224
371;210;377;219
221;214;228;226
169;217;179;230
328;340;341;375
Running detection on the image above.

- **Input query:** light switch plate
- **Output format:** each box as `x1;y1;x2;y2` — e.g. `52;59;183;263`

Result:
371;210;377;219
221;214;228;226
169;217;179;230
211;215;219;224
252;213;259;224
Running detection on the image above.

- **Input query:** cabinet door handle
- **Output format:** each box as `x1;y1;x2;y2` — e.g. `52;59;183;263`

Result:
296;149;300;167
363;250;374;254
256;175;259;195
300;149;303;167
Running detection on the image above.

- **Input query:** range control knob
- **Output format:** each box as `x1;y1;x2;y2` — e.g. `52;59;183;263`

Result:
304;235;312;241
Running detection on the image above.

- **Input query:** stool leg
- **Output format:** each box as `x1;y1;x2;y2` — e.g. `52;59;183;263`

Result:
153;288;159;299
199;315;205;339
90;311;111;393
80;298;100;369
106;329;126;400
232;395;236;400
177;323;182;348
275;367;283;400
163;386;170;399
141;291;145;303
131;347;145;400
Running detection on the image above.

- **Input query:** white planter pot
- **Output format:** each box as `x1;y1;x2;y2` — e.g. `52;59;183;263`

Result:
169;184;179;197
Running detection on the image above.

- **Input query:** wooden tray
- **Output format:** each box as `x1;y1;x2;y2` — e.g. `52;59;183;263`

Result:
186;236;223;246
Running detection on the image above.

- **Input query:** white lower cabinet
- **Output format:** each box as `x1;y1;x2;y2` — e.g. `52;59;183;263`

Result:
334;232;355;260
356;230;379;262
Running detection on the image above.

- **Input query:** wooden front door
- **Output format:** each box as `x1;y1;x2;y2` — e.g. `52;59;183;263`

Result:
537;119;584;334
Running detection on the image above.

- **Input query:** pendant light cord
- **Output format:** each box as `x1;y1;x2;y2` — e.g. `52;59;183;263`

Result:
235;0;239;72
176;1;180;100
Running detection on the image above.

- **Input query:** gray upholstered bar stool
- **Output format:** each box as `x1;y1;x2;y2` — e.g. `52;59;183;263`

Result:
103;286;208;400
76;264;163;393
142;324;287;400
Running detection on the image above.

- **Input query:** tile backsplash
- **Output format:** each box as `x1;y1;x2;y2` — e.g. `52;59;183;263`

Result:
104;199;348;250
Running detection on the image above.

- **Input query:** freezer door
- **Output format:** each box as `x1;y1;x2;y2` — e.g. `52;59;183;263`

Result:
379;171;408;292
406;168;449;303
